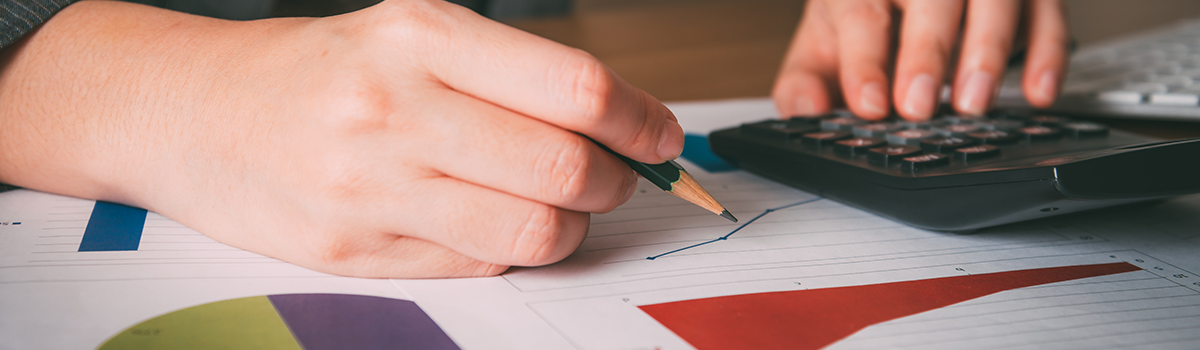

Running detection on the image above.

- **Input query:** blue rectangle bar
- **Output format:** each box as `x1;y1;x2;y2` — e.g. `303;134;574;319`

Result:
681;134;737;173
79;201;148;252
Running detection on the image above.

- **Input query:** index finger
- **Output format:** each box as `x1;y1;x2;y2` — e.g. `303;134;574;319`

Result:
1020;0;1069;107
393;1;684;164
829;0;896;120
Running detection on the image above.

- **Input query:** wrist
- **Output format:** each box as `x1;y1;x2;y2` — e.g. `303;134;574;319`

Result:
0;1;308;210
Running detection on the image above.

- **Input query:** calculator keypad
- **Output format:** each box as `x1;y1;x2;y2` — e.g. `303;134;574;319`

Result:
739;111;1112;173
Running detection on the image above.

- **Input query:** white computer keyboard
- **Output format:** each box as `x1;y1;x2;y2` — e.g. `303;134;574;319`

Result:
996;17;1200;121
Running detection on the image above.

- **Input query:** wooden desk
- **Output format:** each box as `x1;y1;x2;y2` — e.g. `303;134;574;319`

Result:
507;0;1200;139
506;0;801;102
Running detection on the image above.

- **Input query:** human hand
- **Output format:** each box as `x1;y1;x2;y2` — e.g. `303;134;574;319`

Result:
772;0;1068;120
0;0;683;277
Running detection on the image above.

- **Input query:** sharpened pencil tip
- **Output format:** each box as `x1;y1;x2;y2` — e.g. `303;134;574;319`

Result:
719;209;738;223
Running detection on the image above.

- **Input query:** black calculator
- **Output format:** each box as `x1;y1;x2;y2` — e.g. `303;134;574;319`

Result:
708;111;1200;232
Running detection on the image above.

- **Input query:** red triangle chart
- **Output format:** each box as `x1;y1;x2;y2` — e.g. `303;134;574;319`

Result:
639;262;1142;350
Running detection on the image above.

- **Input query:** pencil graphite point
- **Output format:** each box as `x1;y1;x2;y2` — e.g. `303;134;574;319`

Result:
720;210;738;223
589;139;733;222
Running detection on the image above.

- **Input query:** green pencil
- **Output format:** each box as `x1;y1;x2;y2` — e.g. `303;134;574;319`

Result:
594;141;737;223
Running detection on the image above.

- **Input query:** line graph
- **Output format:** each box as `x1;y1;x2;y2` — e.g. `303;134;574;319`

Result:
646;197;824;260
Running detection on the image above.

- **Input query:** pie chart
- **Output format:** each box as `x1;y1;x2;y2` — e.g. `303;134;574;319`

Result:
100;293;459;350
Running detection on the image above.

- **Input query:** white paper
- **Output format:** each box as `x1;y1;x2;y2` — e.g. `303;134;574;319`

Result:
0;191;413;349
3;98;1199;350
397;98;1200;350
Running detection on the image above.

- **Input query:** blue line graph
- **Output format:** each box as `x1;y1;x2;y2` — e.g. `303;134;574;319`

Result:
646;197;824;260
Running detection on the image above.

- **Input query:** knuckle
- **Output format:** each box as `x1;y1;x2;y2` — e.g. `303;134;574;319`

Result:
841;2;891;30
555;51;614;126
507;204;565;266
534;135;593;205
352;0;457;47
597;171;637;214
318;74;395;135
307;229;365;271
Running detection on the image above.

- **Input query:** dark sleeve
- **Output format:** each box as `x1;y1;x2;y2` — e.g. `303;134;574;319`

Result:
1;0;78;48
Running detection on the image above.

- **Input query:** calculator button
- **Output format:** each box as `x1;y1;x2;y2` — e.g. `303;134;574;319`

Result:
975;119;1025;131
898;120;936;130
920;136;976;153
953;144;1000;161
886;129;939;145
788;112;838;126
852;123;904;138
834;137;885;155
741;120;819;140
1026;115;1070;127
967;130;1019;144
1016;126;1063;140
802;130;852;146
1061;122;1110;138
934;124;982;137
902;153;950;170
821;117;868;131
868;145;922;164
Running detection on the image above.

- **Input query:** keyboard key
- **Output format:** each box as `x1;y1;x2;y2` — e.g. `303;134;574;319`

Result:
868;145;922;164
741;120;819;140
967;130;1020;144
834;137;885;155
920;136;976;153
1061;122;1110;138
1096;90;1145;104
821;117;868;131
886;129;939;145
902;153;950;170
1124;82;1169;92
953;144;1001;161
802;130;852;146
852;123;904;138
1148;93;1200;105
1016;126;1063;141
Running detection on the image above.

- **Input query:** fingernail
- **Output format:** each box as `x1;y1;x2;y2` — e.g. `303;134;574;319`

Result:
860;82;888;116
957;71;994;116
903;74;937;120
794;96;817;115
1036;70;1058;103
656;120;685;160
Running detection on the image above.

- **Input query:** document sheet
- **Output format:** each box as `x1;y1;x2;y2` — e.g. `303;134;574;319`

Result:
2;98;1199;349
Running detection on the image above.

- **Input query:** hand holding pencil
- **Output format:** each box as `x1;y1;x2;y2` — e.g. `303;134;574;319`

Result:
0;0;688;279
